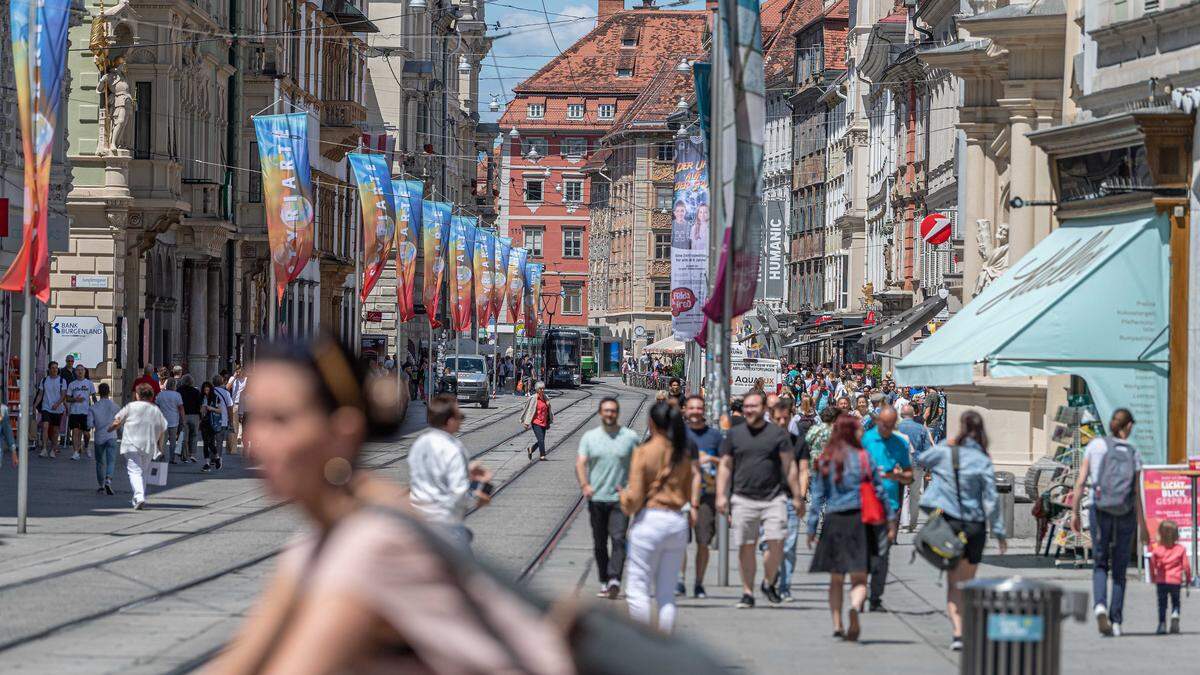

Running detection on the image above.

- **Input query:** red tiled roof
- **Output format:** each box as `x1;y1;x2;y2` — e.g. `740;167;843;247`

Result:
764;0;825;80
509;10;709;96
498;96;635;131
827;0;849;20
760;0;792;38
879;9;908;23
605;58;698;139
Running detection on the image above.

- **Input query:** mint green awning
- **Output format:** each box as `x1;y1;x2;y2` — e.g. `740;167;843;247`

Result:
896;209;1169;461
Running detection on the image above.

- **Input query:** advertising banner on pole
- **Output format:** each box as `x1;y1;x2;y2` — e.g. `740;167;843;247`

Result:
421;201;452;328
348;153;396;302
492;237;513;323
250;113;315;302
1141;467;1196;563
758;200;787;302
474;229;496;328
524;262;544;338
507;248;528;323
0;0;76;301
671;133;709;341
392;179;423;322
703;0;764;324
448;216;477;332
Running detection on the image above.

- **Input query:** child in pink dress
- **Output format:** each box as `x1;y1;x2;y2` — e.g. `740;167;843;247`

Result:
1150;519;1192;634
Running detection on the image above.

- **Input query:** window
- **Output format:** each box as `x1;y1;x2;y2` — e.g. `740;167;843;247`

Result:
655;186;673;211
563;228;583;258
248;141;263;203
563;179;583;203
653;282;670;309
562;137;587;158
653;232;671;260
598;104;616;119
521;137;548;158
616;68;633;78
523;228;544;257
563;284;583;315
655;142;674;162
134;82;152;159
526;103;544;119
567;103;584;119
523;179;544;203
622;38;637;47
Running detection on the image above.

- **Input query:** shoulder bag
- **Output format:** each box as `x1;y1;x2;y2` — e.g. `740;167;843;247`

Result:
857;449;887;526
913;445;968;571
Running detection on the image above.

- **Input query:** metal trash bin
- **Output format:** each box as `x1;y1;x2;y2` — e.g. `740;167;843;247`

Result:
961;577;1088;675
995;471;1015;539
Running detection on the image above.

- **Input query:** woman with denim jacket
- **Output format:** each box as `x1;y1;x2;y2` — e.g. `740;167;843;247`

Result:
806;416;894;642
916;410;1007;651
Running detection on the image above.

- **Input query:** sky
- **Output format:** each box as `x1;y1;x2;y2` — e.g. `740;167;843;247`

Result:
479;0;708;123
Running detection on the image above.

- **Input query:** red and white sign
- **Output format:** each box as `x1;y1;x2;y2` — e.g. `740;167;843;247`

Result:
364;310;383;322
920;212;953;246
1141;466;1195;562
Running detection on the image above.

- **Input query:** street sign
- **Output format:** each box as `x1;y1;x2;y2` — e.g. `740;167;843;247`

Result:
71;275;109;289
51;316;105;368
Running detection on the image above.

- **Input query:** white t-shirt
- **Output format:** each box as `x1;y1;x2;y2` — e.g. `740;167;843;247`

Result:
407;428;471;525
66;379;96;415
228;376;247;405
155;389;184;428
214;387;233;427
40;376;66;412
115;401;168;456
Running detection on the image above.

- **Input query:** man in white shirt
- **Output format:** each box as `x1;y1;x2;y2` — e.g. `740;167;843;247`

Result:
88;383;121;494
36;361;67;458
155;379;185;464
227;364;248;451
110;383;168;509
213;375;235;457
66;365;97;461
407;394;493;549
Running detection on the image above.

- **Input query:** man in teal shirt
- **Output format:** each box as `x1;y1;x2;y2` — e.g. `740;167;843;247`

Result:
575;397;640;599
861;406;912;611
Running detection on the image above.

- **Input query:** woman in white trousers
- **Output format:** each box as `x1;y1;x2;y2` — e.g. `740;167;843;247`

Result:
109;383;168;509
619;401;700;633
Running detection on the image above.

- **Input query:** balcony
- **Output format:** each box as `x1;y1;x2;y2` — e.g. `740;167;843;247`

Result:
320;100;366;160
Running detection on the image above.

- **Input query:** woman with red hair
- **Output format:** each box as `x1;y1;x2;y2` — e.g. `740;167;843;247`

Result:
806;415;893;641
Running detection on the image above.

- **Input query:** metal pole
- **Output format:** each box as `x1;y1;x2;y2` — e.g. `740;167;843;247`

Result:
353;203;361;357
16;265;31;534
427;323;434;403
268;266;277;341
710;0;730;587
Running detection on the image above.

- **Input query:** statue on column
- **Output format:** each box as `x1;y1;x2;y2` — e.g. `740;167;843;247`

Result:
974;219;1010;295
97;57;133;156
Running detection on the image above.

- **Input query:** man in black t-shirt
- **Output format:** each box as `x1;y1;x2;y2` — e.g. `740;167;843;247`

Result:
716;391;803;609
177;374;203;463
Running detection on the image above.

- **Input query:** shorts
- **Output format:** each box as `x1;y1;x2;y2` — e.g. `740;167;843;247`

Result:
40;411;62;427
694;494;718;548
943;515;988;565
730;493;787;546
68;414;89;431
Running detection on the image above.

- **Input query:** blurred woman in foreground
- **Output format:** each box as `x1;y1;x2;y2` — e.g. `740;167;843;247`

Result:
205;339;571;675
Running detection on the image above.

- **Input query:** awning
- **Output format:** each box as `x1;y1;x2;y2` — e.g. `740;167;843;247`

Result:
322;0;380;33
870;296;948;354
895;209;1169;460
783;324;870;348
644;335;685;354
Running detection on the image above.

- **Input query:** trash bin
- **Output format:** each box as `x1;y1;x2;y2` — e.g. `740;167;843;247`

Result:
961;577;1088;675
995;471;1015;539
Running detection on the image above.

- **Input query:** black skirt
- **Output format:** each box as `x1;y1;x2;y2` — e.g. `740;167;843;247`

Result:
943;515;988;565
809;509;876;574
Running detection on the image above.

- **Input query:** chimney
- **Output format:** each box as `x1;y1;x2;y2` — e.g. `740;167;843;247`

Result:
706;1;718;11
598;0;624;19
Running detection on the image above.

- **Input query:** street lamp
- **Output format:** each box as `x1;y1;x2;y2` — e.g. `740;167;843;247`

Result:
676;57;690;73
509;127;520;139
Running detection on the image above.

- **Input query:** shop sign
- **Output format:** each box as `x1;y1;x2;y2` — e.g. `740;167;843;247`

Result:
1141;466;1195;561
71;275;108;289
364;310;383;322
731;358;781;396
51;316;105;368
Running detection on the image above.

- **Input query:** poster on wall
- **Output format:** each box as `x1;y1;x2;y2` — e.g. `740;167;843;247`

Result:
51;316;105;368
757;200;787;302
670;133;709;341
730;357;781;396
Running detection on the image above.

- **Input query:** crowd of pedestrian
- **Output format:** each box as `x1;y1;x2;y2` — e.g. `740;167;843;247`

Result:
16;358;252;509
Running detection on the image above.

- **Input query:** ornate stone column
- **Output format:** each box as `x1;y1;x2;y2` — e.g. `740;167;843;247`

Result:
1005;107;1037;263
207;261;221;376
959;124;995;303
187;259;209;379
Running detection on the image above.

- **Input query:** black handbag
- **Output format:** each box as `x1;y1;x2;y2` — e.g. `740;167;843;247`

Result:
913;445;968;571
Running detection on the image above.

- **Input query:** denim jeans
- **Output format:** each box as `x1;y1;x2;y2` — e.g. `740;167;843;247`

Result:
1157;583;1182;623
531;424;548;458
94;439;118;486
161;426;179;462
777;500;800;594
1091;506;1137;624
181;414;200;459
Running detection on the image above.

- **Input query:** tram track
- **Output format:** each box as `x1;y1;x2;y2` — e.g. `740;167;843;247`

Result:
0;384;620;657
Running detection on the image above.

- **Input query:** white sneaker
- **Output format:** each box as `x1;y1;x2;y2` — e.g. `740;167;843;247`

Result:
1170;609;1181;634
1111;622;1122;637
70;452;80;461
1095;604;1112;636
38;449;47;458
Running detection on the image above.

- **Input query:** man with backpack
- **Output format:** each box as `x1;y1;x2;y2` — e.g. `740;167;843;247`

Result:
1071;408;1148;638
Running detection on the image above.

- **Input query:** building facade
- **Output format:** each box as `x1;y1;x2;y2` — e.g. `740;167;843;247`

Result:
501;2;708;334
